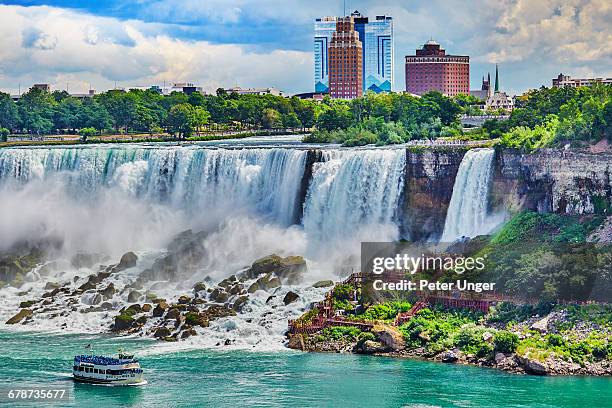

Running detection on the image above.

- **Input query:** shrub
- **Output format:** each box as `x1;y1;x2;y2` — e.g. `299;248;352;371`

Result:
454;325;493;357
494;331;519;353
333;284;353;301
546;334;565;348
358;301;412;321
0;127;9;142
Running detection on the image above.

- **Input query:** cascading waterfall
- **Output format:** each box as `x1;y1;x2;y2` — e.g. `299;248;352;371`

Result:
0;146;307;226
441;148;496;242
302;148;406;243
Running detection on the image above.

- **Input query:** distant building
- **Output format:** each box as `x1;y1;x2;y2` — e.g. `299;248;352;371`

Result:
479;65;514;112
470;73;492;101
224;87;285;97
129;83;204;95
328;16;363;99
315;11;393;95
292;92;326;101
32;83;51;92
552;73;612;88
405;40;469;96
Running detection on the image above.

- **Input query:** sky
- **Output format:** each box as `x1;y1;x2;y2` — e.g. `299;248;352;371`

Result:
0;0;610;96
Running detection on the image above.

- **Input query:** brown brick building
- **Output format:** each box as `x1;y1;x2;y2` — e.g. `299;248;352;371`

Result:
328;17;363;99
405;40;469;96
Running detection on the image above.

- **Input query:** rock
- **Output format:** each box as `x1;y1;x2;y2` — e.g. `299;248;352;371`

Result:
145;292;158;302
185;312;209;328
78;275;100;291
288;334;305;350
373;326;405;351
357;340;386;354
44;282;60;290
19;300;36;308
152;297;166;304
154;327;172;338
113;252;138;272
87;293;103;305
165;308;181;320
181;328;197;339
265;295;276;304
248;274;281;293
228;284;243;295
218;276;237;288
283;291;300;305
99;283;116;299
441;350;460;363
142;304;152;313
312;280;334;288
153;301;169;317
178;295;191;304
42;288;60;298
136;315;148;325
523;358;548;375
245;254;307;284
193;282;207;293
495;352;507;364
127;290;141;303
203;304;236;320
6;308;33;324
232;296;249;312
125;304;142;314
112;314;134;331
482;331;494;342
100;302;114;311
224;339;233;346
530;315;551;334
210;289;229;303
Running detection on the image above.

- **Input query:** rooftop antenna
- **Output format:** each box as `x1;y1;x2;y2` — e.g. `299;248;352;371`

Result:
343;0;346;16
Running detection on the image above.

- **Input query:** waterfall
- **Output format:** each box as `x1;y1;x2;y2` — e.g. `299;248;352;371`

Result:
302;148;406;242
441;148;496;242
0;146;307;226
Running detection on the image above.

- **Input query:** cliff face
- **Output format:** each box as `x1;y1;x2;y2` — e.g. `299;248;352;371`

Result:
399;149;466;241
492;149;612;215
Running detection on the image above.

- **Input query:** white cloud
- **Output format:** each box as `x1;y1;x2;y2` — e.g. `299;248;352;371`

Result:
0;5;312;94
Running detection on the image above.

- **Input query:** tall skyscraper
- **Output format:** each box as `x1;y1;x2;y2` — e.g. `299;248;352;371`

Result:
405;40;469;96
314;16;337;93
314;11;393;95
328;16;363;99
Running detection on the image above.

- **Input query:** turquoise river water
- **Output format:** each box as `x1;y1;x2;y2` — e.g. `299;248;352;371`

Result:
0;330;610;408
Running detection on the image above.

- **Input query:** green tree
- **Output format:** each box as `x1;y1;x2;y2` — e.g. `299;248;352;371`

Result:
79;127;97;142
261;108;282;129
167;103;195;138
0;92;19;131
17;87;56;135
0;127;9;142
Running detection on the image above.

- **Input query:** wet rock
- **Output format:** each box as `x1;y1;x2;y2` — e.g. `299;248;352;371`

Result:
288;334;306;351
112;252;138;273
42;288;60;298
88;293;103;305
232;296;249;312
44;282;60;290
312;280;334;288
265;295;276;304
518;356;548;375
112;314;134;331
178;295;191;304
100;302;114;311
127;290;141;303
19;300;37;308
224;339;233;346
165;308;181;320
181;328;197;339
245;254;307;284
218;275;237;289
193;282;207;293
248;274;281;293
228;284;243;295
136;315;148;325
210;289;229;303
145;292;158;302
142;304;152;313
6;308;33;324
283;291;300;305
153;301;169;317
99;283;116;299
152;297;166;304
78;275;100;291
154;327;172;338
125;304;142;314
203;305;236;320
185;312;209;328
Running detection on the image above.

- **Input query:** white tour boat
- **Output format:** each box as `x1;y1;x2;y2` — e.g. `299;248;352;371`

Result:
72;351;145;385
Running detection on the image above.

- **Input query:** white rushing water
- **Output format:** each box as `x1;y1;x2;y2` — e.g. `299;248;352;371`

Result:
441;148;499;242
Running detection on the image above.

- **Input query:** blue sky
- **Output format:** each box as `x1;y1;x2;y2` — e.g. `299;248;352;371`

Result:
0;0;610;95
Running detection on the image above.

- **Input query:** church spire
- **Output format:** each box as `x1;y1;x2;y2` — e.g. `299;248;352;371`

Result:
494;64;499;92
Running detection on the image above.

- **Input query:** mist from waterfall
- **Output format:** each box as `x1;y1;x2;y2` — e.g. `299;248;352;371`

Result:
441;148;500;242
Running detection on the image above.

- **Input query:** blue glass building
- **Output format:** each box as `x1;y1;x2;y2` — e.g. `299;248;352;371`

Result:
314;11;393;94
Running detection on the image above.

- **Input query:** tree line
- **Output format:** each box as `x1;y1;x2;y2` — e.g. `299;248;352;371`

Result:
0;87;320;140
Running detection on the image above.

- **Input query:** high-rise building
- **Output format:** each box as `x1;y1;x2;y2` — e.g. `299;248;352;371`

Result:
314;16;338;93
405;40;469;96
315;11;393;95
328;16;363;99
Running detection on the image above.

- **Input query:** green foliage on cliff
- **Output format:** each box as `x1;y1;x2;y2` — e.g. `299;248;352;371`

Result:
493;331;519;353
357;301;412;322
485;84;611;148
